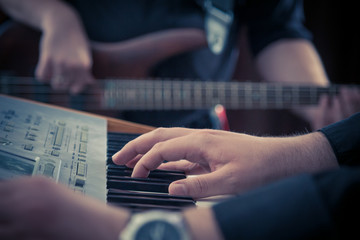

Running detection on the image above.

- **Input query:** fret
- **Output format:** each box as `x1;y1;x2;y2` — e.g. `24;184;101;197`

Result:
125;81;138;108
137;81;147;108
244;82;253;109
103;81;111;108
259;83;267;108
292;85;299;107
282;86;294;108
265;84;276;108
194;82;202;108
236;83;244;108
275;84;283;108
144;80;154;110
299;86;312;106
163;81;172;109
250;83;261;108
230;82;239;109
119;80;127;108
172;81;182;110
154;81;163;110
182;81;193;109
310;85;317;105
212;82;219;103
206;82;214;107
218;82;226;105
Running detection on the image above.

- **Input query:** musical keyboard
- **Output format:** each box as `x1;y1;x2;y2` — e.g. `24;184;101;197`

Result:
106;132;195;211
0;95;195;211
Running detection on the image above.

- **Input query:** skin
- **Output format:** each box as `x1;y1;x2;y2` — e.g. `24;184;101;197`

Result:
112;128;339;199
0;0;94;94
0;177;130;240
256;39;360;130
0;128;339;240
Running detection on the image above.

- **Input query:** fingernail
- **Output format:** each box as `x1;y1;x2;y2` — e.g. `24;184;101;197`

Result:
170;183;188;196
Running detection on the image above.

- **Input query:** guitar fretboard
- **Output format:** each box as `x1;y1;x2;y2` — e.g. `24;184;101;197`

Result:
1;76;352;110
102;79;340;110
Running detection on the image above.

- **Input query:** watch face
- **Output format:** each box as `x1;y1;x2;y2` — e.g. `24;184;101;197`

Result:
135;220;182;240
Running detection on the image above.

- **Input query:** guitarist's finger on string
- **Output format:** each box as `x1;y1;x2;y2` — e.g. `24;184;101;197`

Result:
69;70;95;95
131;134;200;178
51;65;70;91
339;87;360;117
112;127;195;165
35;57;53;83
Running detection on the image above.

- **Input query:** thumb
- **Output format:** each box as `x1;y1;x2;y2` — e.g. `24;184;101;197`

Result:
169;174;218;199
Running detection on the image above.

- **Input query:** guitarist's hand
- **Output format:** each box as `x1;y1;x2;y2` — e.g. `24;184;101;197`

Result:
310;87;360;130
34;3;94;95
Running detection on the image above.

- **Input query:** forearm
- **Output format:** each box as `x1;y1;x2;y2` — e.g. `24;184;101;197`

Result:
255;39;329;86
180;133;338;240
181;132;338;240
258;131;339;183
255;39;330;124
0;0;82;33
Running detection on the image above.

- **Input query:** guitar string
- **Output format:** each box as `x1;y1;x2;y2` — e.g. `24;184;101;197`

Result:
0;76;344;109
0;78;339;109
1;76;339;93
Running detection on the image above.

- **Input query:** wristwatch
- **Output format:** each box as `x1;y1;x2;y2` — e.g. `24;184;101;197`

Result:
119;210;191;240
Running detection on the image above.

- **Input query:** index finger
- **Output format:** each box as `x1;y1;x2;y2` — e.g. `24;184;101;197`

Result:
112;127;195;165
131;133;206;178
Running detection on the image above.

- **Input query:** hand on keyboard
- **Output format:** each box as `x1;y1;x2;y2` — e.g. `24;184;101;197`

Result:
113;128;267;199
112;127;338;199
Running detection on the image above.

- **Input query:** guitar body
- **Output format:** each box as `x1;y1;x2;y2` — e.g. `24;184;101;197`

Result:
0;21;207;78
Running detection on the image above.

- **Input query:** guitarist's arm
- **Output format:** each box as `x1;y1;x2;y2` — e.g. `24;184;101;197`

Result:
0;0;94;94
255;39;360;130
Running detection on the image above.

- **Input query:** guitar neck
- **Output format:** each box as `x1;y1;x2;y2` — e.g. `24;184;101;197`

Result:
0;76;349;110
100;79;341;110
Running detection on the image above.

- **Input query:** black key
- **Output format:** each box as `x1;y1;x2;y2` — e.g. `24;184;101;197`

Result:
107;192;194;207
109;202;184;212
108;189;194;202
107;166;186;181
107;179;169;193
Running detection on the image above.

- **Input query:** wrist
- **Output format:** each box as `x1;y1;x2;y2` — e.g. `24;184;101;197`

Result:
183;207;223;240
106;207;131;240
262;132;338;178
41;2;84;37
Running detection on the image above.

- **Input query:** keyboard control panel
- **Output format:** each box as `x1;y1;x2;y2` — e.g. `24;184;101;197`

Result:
0;96;107;202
